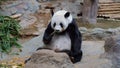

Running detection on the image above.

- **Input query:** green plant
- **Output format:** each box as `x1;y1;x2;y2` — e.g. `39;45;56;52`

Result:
0;16;21;54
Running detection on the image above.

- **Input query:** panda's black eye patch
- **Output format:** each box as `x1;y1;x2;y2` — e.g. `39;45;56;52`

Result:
60;23;63;28
53;23;56;27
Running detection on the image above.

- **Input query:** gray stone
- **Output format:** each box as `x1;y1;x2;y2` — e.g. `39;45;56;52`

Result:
113;0;120;2
0;0;40;16
116;27;120;32
104;35;120;68
25;50;74;68
19;14;41;36
5;1;23;8
81;27;120;40
19;15;37;29
105;28;117;34
0;1;22;15
91;28;105;35
0;10;11;16
90;28;105;39
79;27;88;34
24;0;39;13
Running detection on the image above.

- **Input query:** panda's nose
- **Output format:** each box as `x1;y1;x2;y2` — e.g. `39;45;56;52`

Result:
55;30;60;32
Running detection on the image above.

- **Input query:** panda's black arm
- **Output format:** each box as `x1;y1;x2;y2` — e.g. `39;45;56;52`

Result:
67;19;83;63
43;22;54;44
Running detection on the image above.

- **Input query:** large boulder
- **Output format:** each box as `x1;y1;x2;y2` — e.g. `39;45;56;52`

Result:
25;49;74;68
104;35;120;68
0;0;40;16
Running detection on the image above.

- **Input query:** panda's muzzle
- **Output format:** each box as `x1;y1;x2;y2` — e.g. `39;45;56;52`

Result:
50;30;59;36
55;30;60;32
54;28;64;33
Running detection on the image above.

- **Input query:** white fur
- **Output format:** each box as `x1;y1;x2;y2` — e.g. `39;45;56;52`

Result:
51;10;73;32
46;33;71;51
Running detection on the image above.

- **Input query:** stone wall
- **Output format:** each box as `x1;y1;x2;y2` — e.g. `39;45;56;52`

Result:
79;27;120;40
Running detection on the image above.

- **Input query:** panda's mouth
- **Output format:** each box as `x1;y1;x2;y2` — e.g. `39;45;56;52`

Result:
50;30;60;36
50;30;62;35
55;30;61;33
55;30;66;35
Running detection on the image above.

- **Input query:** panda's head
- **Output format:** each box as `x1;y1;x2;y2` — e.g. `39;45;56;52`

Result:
51;10;73;33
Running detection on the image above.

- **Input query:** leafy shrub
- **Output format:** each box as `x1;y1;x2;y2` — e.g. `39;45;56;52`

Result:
0;16;21;54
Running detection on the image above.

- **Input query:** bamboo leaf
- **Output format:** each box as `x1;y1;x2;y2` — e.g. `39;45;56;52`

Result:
0;15;21;54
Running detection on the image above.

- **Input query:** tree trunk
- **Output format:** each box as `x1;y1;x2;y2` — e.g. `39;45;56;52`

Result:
82;0;98;24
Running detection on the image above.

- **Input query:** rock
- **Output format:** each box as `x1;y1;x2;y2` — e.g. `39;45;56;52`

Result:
79;27;88;34
9;7;17;15
24;0;40;13
116;27;120;34
10;14;22;19
19;15;41;36
104;35;120;68
35;9;51;25
80;27;120;40
0;0;40;16
20;15;37;29
19;9;51;36
90;28;106;39
116;27;120;33
91;28;105;35
25;49;74;68
105;28;117;34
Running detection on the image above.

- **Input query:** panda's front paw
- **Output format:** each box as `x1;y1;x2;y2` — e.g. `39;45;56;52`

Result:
50;31;56;36
72;51;83;63
43;35;53;44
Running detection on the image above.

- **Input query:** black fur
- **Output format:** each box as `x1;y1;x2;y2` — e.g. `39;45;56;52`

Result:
41;19;82;63
43;23;54;44
66;19;82;63
64;12;70;18
50;9;54;16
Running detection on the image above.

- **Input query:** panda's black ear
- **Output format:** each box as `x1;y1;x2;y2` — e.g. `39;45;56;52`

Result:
64;12;70;18
50;9;54;16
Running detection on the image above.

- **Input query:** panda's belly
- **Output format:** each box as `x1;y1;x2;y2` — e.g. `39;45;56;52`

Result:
50;33;71;51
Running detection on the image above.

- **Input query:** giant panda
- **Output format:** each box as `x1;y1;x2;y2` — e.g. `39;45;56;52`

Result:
37;10;83;63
